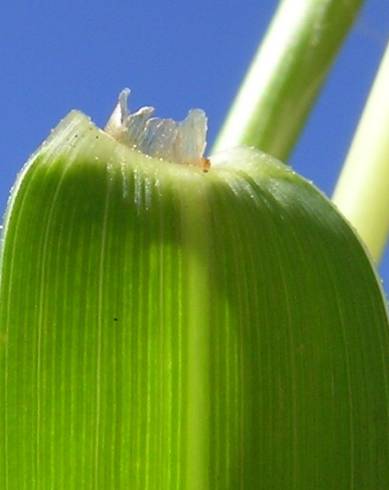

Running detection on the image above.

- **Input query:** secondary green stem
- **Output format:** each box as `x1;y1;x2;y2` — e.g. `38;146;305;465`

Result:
212;0;363;161
333;42;389;263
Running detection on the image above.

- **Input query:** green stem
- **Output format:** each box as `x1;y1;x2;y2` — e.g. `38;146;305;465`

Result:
333;42;389;263
212;0;363;160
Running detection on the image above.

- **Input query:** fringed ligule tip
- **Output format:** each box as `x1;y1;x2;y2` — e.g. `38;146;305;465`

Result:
105;89;209;170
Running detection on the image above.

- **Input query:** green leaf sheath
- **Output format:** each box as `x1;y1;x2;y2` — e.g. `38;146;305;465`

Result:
212;0;364;160
1;113;389;489
333;42;389;263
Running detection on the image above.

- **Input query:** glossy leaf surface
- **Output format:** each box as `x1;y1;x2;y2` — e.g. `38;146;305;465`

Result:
1;113;388;489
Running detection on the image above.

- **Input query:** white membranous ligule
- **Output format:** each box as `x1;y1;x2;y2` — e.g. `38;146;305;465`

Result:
105;89;209;169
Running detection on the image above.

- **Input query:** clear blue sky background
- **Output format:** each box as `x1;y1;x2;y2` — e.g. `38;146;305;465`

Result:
1;1;388;284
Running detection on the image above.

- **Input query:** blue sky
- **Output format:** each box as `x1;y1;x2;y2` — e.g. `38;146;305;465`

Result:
1;1;388;284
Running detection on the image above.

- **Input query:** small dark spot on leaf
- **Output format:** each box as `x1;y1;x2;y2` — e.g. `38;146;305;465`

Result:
113;317;118;322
